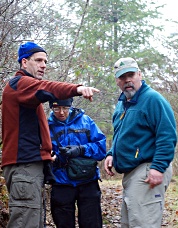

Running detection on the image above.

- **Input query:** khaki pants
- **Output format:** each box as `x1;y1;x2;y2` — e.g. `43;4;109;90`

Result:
3;162;44;228
121;163;172;228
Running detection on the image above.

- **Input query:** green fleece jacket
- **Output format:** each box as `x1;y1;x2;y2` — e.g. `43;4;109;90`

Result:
107;81;177;174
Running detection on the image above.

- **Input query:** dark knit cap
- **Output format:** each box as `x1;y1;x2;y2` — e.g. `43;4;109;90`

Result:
49;98;73;108
18;42;47;63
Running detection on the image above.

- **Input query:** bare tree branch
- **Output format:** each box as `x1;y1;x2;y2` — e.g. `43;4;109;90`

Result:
64;0;89;78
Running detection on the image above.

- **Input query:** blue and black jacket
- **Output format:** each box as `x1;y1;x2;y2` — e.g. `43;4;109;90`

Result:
48;107;106;187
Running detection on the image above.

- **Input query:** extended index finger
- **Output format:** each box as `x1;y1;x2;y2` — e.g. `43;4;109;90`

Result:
91;88;100;93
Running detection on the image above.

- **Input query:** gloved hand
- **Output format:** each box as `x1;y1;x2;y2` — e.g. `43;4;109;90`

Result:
43;161;56;185
59;145;85;158
59;147;69;155
53;155;62;168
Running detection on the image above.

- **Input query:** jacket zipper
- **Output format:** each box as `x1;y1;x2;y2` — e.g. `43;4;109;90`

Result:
135;147;139;158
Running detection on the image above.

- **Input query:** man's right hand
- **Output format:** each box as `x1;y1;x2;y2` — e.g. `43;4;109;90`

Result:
104;155;115;176
77;86;100;102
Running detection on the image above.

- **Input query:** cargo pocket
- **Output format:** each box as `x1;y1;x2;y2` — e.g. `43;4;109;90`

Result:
142;199;163;226
11;174;36;201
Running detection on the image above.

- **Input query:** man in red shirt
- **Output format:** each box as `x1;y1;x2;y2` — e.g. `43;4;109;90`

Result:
2;41;99;228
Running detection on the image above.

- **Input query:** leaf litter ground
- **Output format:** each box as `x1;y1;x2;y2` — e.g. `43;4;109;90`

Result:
44;178;178;227
0;177;178;227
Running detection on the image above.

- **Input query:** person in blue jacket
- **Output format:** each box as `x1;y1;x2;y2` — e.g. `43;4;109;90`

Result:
104;57;177;228
48;98;106;228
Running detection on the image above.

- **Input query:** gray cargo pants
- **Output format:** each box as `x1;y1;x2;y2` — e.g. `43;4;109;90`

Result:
121;163;172;228
3;161;44;228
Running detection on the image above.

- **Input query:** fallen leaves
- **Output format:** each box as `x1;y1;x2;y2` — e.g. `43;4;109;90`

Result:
0;177;178;227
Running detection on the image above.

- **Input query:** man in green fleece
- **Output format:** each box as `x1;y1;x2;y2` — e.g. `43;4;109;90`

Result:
104;57;177;228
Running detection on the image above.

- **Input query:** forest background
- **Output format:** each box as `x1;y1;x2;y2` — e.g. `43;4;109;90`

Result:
0;0;178;226
1;0;178;173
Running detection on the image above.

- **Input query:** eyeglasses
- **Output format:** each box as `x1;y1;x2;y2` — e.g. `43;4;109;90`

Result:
53;107;70;112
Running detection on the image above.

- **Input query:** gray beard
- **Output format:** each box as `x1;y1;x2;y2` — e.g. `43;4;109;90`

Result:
123;90;136;99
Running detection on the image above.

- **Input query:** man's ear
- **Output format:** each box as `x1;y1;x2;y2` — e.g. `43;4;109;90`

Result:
138;71;142;79
21;58;28;69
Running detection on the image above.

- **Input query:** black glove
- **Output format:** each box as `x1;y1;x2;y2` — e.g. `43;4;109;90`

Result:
53;155;62;168
59;147;69;155
59;145;85;158
43;161;56;185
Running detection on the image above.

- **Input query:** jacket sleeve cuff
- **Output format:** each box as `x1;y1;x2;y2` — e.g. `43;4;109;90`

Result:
105;151;112;158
